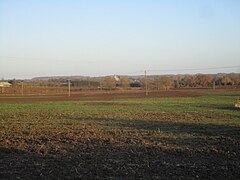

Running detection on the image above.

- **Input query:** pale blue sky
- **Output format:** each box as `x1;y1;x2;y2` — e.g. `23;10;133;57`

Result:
0;0;240;79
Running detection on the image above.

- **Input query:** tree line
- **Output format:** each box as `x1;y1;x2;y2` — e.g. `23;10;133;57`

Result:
4;73;240;90
103;73;240;90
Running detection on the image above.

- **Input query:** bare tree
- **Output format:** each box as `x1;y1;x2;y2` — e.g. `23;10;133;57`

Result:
155;76;173;90
120;77;130;88
103;76;116;90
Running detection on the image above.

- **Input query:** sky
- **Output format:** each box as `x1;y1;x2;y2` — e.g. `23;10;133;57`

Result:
0;0;240;79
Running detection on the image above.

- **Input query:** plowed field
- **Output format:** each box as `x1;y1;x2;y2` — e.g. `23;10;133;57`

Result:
0;89;239;179
0;89;203;103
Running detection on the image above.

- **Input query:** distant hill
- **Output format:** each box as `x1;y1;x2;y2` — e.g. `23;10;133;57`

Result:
31;76;89;81
30;73;239;82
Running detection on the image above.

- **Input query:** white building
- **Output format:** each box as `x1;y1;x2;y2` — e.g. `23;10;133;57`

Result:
113;75;120;82
0;82;12;87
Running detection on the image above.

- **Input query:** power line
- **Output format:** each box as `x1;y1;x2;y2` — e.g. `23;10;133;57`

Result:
1;55;239;76
120;66;240;75
1;55;239;70
147;66;240;72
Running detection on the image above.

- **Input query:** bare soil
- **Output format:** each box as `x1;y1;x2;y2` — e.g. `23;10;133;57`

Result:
0;89;239;179
1;116;239;179
0;89;204;103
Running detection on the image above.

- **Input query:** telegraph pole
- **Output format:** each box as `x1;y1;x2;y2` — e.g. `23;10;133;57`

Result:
88;77;90;88
145;70;148;96
21;81;24;96
100;80;102;90
68;79;71;97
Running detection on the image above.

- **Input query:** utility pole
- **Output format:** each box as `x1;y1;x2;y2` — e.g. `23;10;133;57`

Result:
213;81;216;90
21;81;24;96
100;80;102;90
68;79;71;97
88;77;90;88
145;70;148;96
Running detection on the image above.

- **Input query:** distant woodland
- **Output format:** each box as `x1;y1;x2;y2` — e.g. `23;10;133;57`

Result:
3;73;240;90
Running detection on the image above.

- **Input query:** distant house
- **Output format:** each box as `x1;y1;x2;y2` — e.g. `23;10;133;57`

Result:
113;75;120;82
113;75;121;87
0;82;12;88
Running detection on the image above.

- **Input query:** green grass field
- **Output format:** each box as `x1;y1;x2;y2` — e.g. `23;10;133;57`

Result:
0;90;240;178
